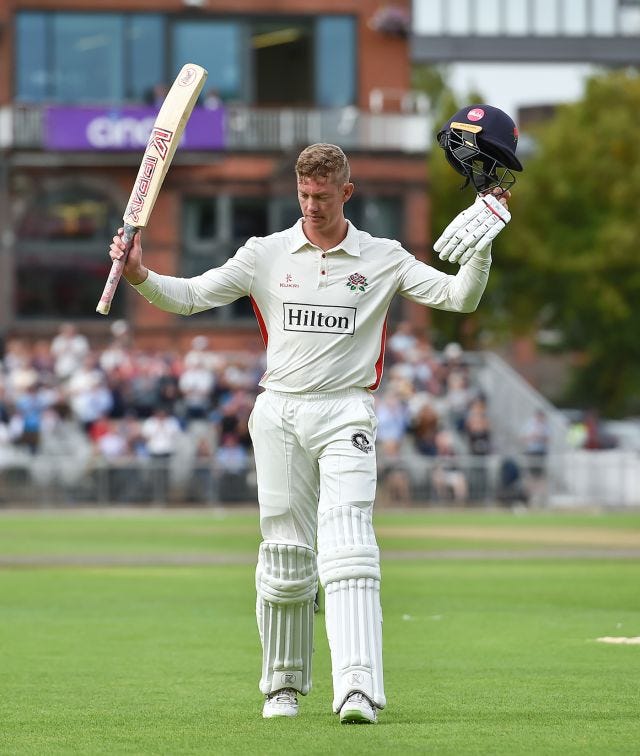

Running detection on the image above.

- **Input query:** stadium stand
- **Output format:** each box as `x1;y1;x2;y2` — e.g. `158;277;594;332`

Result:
0;325;637;507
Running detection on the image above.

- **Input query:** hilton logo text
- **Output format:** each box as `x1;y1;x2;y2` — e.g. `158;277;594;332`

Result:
283;303;356;335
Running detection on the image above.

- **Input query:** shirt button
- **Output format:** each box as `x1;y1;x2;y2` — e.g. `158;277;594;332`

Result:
321;270;326;275
321;253;326;258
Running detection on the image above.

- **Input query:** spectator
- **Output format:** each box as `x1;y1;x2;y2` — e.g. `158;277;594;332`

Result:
521;409;550;466
13;382;46;454
179;359;215;421
431;429;468;504
50;323;89;380
374;392;412;504
99;320;132;374
204;88;222;110
66;357;113;432
408;400;439;456
141;405;184;502
463;396;492;501
184;336;220;372
94;418;139;502
215;432;249;502
33;401;91;499
387;321;417;362
443;370;474;433
521;409;551;505
496;457;528;507
464;397;492;456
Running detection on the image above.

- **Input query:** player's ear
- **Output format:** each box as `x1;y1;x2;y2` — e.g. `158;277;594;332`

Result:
342;182;354;203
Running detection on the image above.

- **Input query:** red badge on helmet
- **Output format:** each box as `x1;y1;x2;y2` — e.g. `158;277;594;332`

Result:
467;108;485;122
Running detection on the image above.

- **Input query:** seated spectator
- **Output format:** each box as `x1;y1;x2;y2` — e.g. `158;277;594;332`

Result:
141;405;184;502
443;370;473;432
179;359;215;421
496;456;528;507
431;429;468;504
50;323;89;380
66;357;113;432
521;409;549;470
408;400;439;456
464;397;492;456
215;433;249;502
463;396;492;502
374;392;412;504
33;401;91;498
387;321;417;362
94;418;139;502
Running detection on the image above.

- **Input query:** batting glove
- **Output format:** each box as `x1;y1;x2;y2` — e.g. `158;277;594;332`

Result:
434;194;511;265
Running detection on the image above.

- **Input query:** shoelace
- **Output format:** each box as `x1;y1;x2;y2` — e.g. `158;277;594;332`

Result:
272;690;297;704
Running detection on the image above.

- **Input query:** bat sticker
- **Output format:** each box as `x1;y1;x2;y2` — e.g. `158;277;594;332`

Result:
147;128;173;160
125;155;158;223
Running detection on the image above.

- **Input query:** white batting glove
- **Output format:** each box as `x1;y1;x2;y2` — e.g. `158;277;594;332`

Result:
434;194;511;265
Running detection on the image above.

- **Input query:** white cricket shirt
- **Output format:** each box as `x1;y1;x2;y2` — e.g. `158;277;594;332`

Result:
133;219;491;393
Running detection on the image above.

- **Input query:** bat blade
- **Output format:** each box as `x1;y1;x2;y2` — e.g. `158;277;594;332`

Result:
96;63;208;315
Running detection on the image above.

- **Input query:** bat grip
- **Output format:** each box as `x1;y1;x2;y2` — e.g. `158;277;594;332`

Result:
96;223;138;315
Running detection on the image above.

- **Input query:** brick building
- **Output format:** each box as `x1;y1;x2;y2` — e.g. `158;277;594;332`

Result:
0;0;429;351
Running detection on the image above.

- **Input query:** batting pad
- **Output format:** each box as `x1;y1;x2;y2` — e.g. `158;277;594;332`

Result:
317;505;386;712
255;541;317;695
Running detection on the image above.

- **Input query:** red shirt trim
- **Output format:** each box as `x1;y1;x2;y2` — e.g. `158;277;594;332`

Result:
368;317;388;391
250;295;268;347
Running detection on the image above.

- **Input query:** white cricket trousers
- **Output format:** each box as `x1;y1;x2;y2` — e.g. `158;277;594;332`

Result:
249;388;386;712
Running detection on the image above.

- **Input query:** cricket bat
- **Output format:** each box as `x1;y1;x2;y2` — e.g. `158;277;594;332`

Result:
96;63;208;315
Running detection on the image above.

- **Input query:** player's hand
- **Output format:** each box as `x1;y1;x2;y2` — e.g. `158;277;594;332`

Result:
434;189;512;265
109;228;149;285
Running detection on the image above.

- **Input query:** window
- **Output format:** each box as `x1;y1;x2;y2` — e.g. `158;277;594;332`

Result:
15;184;123;319
53;14;125;102
128;15;166;101
315;17;356;107
345;196;403;241
16;12;357;107
182;196;270;322
252;20;313;106
16;13;48;102
173;21;243;102
16;12;166;103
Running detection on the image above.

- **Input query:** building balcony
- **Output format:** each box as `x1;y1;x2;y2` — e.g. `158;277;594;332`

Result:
0;104;431;155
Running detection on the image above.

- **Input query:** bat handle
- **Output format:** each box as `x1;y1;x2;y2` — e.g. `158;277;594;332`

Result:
96;223;138;315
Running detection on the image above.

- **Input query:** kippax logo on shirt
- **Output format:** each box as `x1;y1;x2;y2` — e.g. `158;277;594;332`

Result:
283;303;356;335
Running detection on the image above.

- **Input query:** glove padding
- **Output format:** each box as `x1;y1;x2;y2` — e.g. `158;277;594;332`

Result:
434;194;511;265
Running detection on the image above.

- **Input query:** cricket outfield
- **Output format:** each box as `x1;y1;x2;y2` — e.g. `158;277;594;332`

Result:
1;507;639;755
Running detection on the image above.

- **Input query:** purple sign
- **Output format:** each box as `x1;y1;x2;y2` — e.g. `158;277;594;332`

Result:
44;105;225;151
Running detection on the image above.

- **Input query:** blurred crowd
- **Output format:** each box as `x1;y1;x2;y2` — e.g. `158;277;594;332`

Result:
0;320;549;505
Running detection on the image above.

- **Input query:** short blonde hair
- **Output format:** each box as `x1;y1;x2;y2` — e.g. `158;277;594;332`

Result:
295;143;350;184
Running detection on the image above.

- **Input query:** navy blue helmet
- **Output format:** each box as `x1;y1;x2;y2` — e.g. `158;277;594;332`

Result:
437;104;523;193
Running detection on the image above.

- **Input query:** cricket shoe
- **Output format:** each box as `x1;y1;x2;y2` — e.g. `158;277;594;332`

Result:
262;688;299;718
339;692;377;724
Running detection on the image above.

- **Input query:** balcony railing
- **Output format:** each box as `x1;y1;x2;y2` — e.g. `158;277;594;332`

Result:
0;104;431;154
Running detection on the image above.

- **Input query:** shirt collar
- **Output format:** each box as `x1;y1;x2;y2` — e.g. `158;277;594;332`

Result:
289;218;361;257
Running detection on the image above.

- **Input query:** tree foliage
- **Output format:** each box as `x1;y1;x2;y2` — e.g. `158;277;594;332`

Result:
417;67;640;415
488;70;640;415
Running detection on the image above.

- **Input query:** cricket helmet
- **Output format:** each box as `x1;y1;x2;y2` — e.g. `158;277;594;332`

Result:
437;104;523;193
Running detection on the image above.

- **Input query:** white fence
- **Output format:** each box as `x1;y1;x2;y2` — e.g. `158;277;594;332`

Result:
2;450;639;508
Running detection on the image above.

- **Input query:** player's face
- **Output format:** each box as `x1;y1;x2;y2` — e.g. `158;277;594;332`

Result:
297;175;353;233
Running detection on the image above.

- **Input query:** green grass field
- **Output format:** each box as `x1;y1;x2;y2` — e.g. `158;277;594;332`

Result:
1;508;639;755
